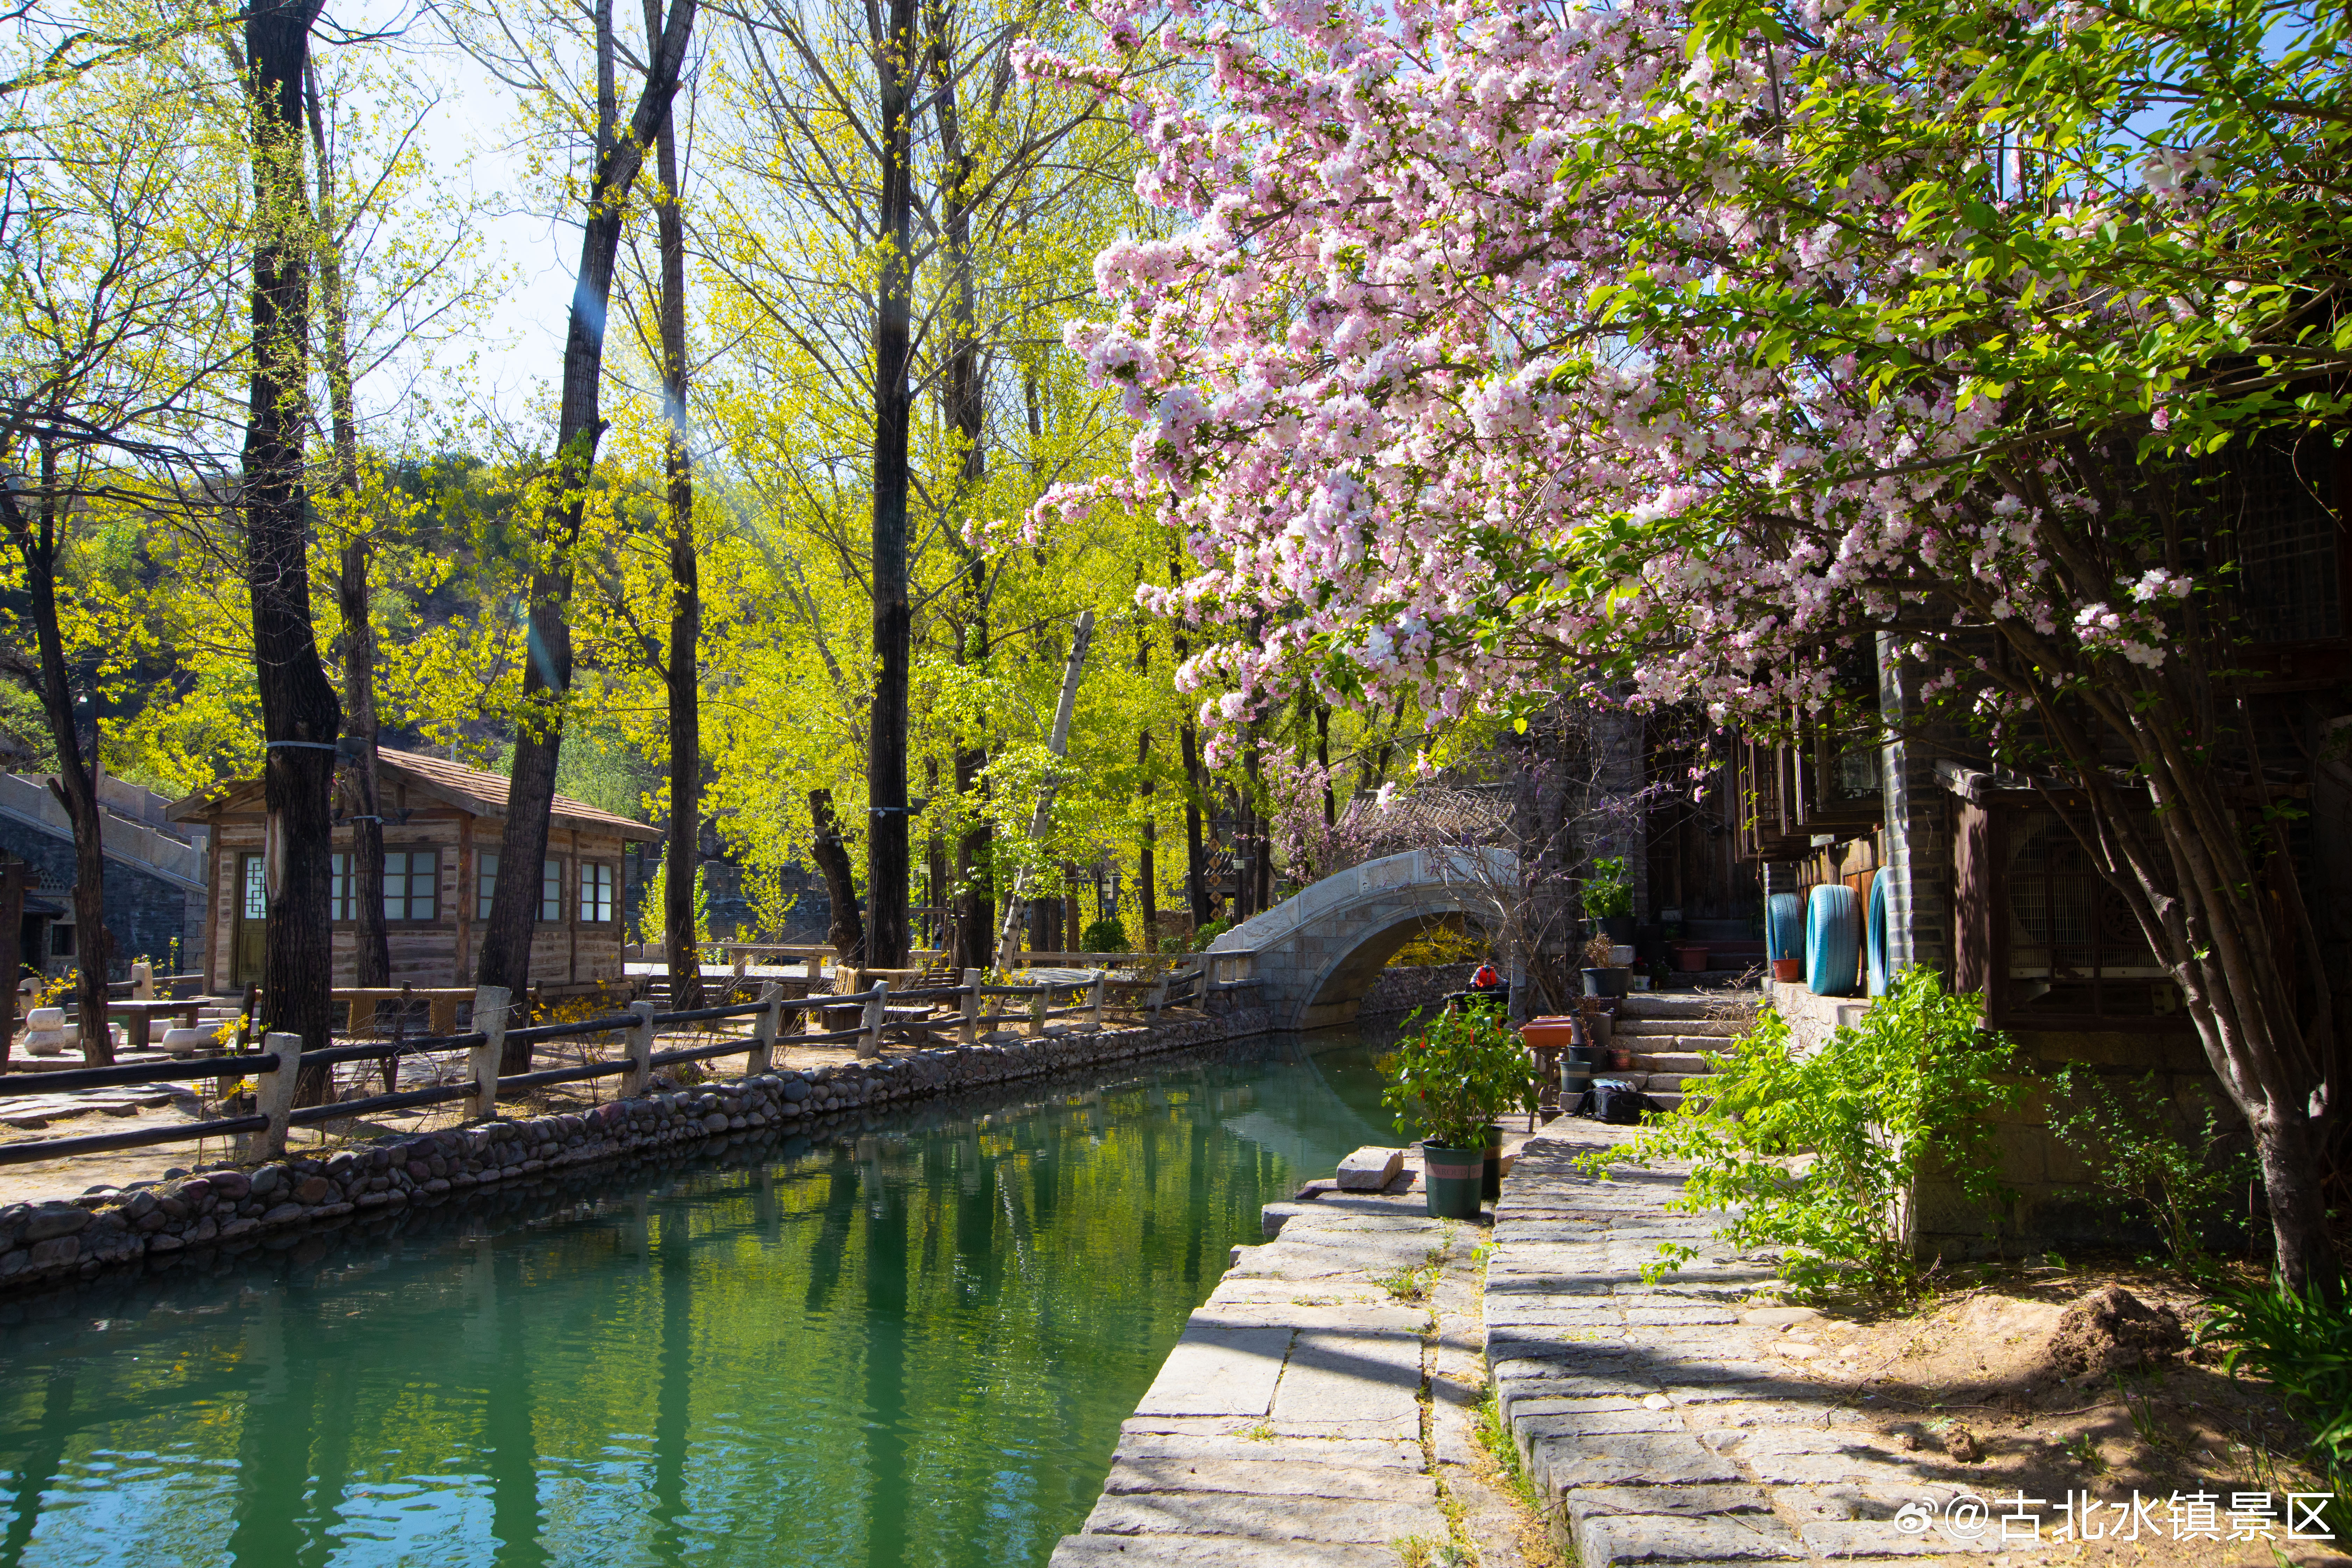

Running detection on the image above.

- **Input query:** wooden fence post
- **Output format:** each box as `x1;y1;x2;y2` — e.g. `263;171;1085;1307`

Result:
960;968;981;1045
624;1000;657;1097
470;984;509;1120
749;981;783;1074
1024;984;1045;1040
243;1031;303;1161
859;981;888;1060
1088;972;1106;1032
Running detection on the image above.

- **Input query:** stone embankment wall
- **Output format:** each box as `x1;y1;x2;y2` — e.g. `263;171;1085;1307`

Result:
0;1008;1266;1300
1354;963;1475;1020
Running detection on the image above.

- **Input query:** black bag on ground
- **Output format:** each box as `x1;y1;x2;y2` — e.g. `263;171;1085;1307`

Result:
1584;1078;1652;1125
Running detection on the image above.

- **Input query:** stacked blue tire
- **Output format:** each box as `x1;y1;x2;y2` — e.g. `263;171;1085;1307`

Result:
1865;874;1891;996
1806;884;1861;996
1764;892;1805;969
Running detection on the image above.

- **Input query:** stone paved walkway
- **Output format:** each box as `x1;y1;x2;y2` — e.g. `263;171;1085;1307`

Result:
1051;1169;1534;1566
1491;1120;2026;1566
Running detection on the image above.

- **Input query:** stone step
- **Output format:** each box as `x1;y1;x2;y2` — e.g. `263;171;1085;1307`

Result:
1626;1051;1714;1074
1614;1018;1744;1038
1616;993;1757;1021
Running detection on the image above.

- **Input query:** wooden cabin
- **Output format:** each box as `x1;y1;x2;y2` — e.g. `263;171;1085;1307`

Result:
167;749;663;996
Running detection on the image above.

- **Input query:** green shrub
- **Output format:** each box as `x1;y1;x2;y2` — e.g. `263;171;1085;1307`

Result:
1193;917;1231;947
1577;967;2023;1299
2199;1278;2352;1511
1079;917;1128;952
2044;1065;2255;1272
1380;1006;1539;1148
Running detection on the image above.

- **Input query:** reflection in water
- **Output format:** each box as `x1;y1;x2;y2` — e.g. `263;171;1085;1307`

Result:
0;1029;1397;1568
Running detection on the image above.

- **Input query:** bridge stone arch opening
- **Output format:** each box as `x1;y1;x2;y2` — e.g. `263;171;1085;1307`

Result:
1208;848;1514;1031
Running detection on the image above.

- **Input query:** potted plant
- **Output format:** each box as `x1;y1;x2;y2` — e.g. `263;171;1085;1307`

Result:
1381;1008;1539;1217
1582;855;1636;943
1579;931;1629;999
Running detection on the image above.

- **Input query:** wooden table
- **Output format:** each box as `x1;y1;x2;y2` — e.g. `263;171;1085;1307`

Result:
108;998;206;1052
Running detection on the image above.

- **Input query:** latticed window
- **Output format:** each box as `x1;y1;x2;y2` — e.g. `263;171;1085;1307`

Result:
578;861;614;924
477;851;498;920
2231;442;2345;645
329;852;351;922
383;849;436;922
2004;815;2177;1018
540;859;564;923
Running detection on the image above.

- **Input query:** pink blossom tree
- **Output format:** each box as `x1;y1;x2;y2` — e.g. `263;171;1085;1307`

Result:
1022;0;2352;1290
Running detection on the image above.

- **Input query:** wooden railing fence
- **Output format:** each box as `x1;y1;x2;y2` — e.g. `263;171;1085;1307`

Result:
0;957;1256;1171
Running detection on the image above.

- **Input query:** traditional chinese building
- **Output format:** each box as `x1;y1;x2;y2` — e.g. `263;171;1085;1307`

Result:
168;748;662;996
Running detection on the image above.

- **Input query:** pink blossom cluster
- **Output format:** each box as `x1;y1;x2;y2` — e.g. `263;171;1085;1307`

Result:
1016;0;2228;739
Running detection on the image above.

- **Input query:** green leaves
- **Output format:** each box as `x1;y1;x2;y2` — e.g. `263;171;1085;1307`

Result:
1380;1004;1538;1149
1580;969;2022;1300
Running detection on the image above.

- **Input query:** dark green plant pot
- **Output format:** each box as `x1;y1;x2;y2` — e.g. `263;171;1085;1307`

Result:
1481;1124;1504;1201
1560;1060;1592;1100
1423;1143;1484;1218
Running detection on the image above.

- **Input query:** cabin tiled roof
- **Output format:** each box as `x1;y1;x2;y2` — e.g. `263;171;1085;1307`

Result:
166;747;663;841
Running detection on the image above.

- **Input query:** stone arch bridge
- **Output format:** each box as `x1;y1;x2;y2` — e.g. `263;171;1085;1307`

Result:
1208;847;1515;1030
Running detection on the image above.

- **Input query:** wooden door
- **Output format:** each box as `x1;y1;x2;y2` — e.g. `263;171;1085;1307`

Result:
232;852;267;988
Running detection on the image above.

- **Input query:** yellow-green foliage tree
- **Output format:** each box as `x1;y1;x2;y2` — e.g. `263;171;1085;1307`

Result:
677;0;1218;960
1;14;243;1048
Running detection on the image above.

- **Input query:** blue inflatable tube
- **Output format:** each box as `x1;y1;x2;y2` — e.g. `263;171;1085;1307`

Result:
1865;874;1890;996
1764;892;1805;967
1806;883;1861;997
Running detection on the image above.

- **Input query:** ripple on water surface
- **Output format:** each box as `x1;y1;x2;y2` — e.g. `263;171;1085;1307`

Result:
0;1030;1398;1568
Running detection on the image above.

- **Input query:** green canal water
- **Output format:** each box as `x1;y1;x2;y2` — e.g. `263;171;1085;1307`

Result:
0;1030;1401;1568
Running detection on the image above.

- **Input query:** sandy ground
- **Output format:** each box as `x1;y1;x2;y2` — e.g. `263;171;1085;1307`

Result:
1737;1259;2348;1564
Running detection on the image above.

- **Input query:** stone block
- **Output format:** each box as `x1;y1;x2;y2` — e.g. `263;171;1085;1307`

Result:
1050;1535;1370;1566
1270;1326;1423;1429
1102;1458;1432;1502
1134;1325;1293;1420
1574;1511;1808;1564
1526;1432;1743;1491
1082;1490;1446;1544
1336;1152;1402;1189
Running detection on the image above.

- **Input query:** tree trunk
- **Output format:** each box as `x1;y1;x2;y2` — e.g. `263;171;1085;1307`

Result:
306;65;388;998
953;740;992;972
477;0;696;1037
244;0;342;1099
649;68;703;1013
923;755;945;952
864;0;920;970
1180;719;1210;930
1316;702;1335;827
932;13;988;974
1138;727;1157;949
0;445;115;1065
994;612;1094;968
809;788;866;966
1169;564;1211;930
